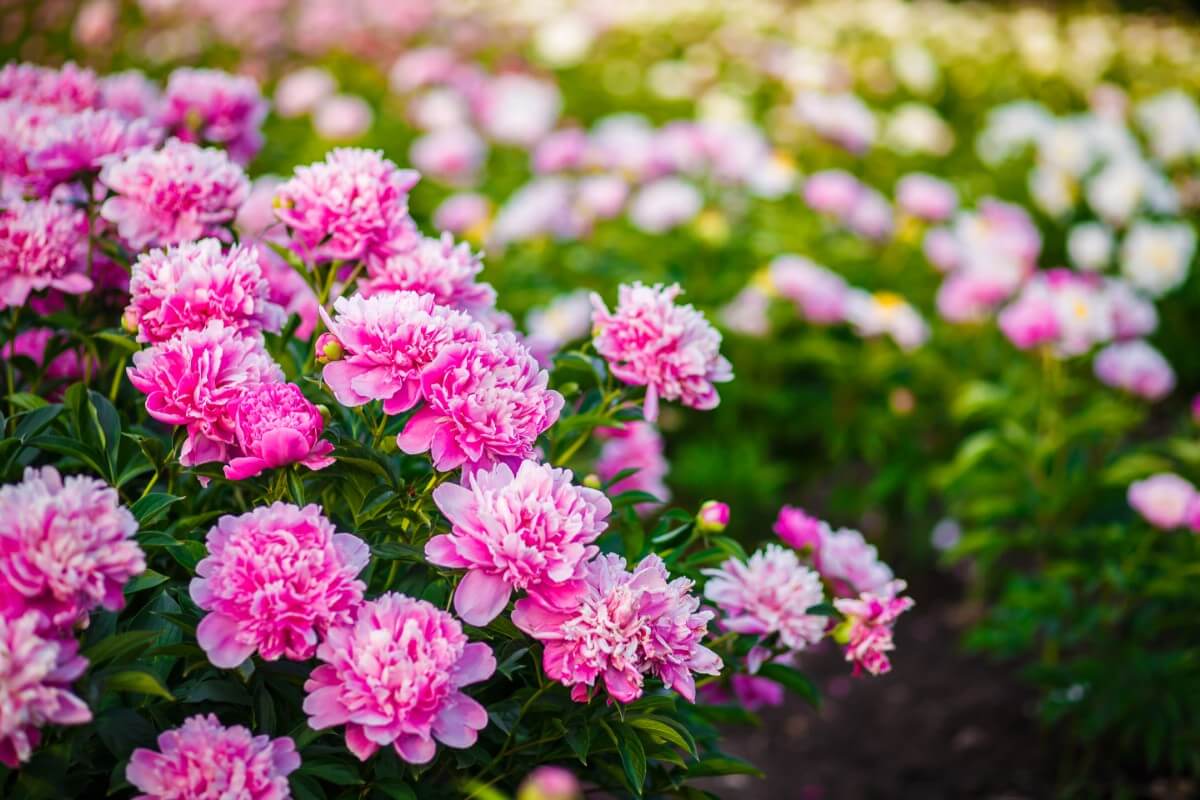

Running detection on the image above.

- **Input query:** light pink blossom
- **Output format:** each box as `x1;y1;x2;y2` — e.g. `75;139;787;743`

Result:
159;68;267;164
834;582;914;676
803;170;863;217
518;766;582;800
28;109;161;190
1093;340;1175;401
768;255;849;324
0;198;91;309
360;233;497;317
409;126;486;186
818;527;894;596
696;500;730;533
704;545;826;651
1128;473;1197;530
0;61;99;112
895;173;957;222
434;192;490;235
224;383;335;481
313;94;374;141
595;422;670;512
99;70;162;119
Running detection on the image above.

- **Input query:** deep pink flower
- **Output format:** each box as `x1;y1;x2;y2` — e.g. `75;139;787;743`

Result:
773;505;825;553
398;333;563;472
1;328;91;389
0;198;91;309
594;422;670;512
0;614;91;768
833;582;914;676
818;527;894;596
704;674;786;711
591;282;733;421
28;109;161;190
99;139;249;250
513;553;721;703
191;502;367;667
997;291;1059;350
427;461;611;625
126;714;299;800
768;255;849;324
704;545;826;651
159;68;268;164
303;593;495;763
273;148;419;267
0;101;59;188
0;467;144;627
0;61;100;112
696;500;730;533
1093;340;1175;401
1128;473;1197;530
360;232;497;317
224;383;335;481
320;290;482;414
126;239;284;344
127;321;282;467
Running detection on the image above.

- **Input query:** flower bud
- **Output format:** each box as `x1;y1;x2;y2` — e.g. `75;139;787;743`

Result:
316;404;332;424
696;500;730;533
518;766;581;800
315;332;344;364
121;309;139;334
581;473;602;490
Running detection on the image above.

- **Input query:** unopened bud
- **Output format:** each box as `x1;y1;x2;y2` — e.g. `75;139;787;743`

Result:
316;404;331;424
315;332;344;364
121;310;138;334
517;766;581;800
582;473;602;490
696;500;730;533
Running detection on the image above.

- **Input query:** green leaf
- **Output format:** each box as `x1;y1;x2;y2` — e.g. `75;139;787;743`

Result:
804;602;837;617
129;493;183;526
371;542;425;561
7;392;49;411
628;717;695;754
13;404;61;441
290;773;327;800
611;490;662;509
299;760;363;786
103;669;175;700
565;722;590;764
374;780;416;800
686;755;763;779
758;663;820;708
83;630;161;666
28;434;106;476
94;330;141;354
614;725;647;796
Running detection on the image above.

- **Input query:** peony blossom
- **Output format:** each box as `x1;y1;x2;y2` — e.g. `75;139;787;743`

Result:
125;239;284;344
426;460;611;625
191;502;367;667
320;290;482;414
126;714;299;800
434;192;491;236
0;467;144;627
703;545;826;652
409;126;487;185
127;321;282;467
773;505;825;553
313;94;374;141
0;614;91;768
99;139;249;250
28;109;161;190
628;177;704;234
833;582;914;676
895;173;957;222
224;383;335;481
1128;473;1197;530
0;61;99;112
303;593;495;763
100;70;162;119
768;255;849;324
1068;222;1114;272
1;328;91;390
360;232;497;317
818;527;894;596
844;290;930;352
273;148;419;267
159;68;267;164
700;673;786;712
524;290;593;365
513;553;721;703
1093;340;1175;401
518;766;582;800
0;198;91;309
398;332;563;472
1120;220;1196;298
594;422;670;513
591;282;732;421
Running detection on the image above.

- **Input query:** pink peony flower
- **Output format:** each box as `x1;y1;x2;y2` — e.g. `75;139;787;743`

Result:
768;255;849;324
803;170;863;217
28;109;161;190
710;674;786;711
595;422;670;512
524;289;593;365
190;502;367;667
320;290;482;414
895;173;957;222
126;714;299;800
513;553;721;703
99;139;249;250
274;67;336;118
773;505;825;553
704;545;826;651
720;286;770;337
426;460;611;625
303;593;495;763
518;766;582;800
313;94;374;141
126;239;284;344
844;290;930;352
398;332;563;472
1093;340;1175;401
476;73;561;147
628;177;704;234
0;467;144;627
273;148;419;268
1;328;91;389
127;321;282;467
818;527;895;596
591;282;733;421
360;232;497;317
409;126;486;185
224;383;335;481
997;291;1059;350
532;127;589;173
846;188;894;242
696;500;730;533
1128;473;1197;530
0;198;91;309
434;192;490;235
0;614;91;768
0;61;99;112
833;582;914;676
159;68;267;164
99;70;162;120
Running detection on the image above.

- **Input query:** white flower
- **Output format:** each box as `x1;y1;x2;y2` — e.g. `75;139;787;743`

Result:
1120;221;1196;297
1068;222;1114;272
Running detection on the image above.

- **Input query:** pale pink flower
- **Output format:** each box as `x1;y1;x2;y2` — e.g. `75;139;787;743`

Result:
895;173;957;222
99;139;249;250
159;68;267;164
834;582;914;676
794;91;876;153
320;290;482;414
434;193;490;235
844;290;930;352
518;766;582;800
0;614;91;768
524;290;593;365
303;593;495;763
576;174;629;220
513;553;721;703
0;198;91;309
313;94;374;141
409;126;486;186
399;333;563;472
427;461;611;625
100;70;161;119
1128;473;1197;530
0;62;99;112
591;282;733;421
818;527;894;596
126;714;299;800
1105;279;1158;341
704;545;826;652
127;321;282;467
0;466;144;627
768;255;849;324
0;101;59;188
274;67;336;118
846;188;894;242
191;502;367;667
532;127;589;173
224;383;335;481
1093;340;1175;401
628;177;703;234
719;286;770;337
28;109;161;190
773;505;825;553
1000;270;1114;357
803;170;863;217
476;74;561;147
274;148;419;267
997;290;1059;349
126;239;284;344
595;422;670;512
360;232;497;317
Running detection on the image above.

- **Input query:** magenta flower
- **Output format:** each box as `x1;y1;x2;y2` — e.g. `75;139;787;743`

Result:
704;674;786;712
818;527;894;596
303;593;495;763
191;502;367;667
833;582;914;676
28;109;161;190
696;500;730;533
997;291;1059;350
273;148;419;267
127;321;282;467
320;290;482;414
126;239;284;344
0;467;144;627
773;505;825;553
0;614;91;768
360;232;497;318
513;554;721;704
1093;340;1175;401
224;383;335;481
399;333;563;472
159;68;268;164
126;714;299;800
704;545;826;652
0;198;91;309
426;460;611;625
591;282;733;421
0;61;99;112
595;422;670;513
1128;473;1197;530
99;139;249;250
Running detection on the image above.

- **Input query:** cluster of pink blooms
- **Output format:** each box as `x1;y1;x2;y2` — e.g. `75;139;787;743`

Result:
426;461;611;625
594;422;672;513
513;554;722;703
359;231;497;318
0;467;145;765
833;582;916;676
591;282;733;421
0;197;90;309
1127;473;1200;531
159;68;268;164
126;714;299;800
803;170;894;242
